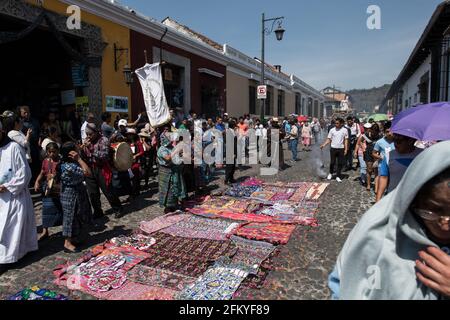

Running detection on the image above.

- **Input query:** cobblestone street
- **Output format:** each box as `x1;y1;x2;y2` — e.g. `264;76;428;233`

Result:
0;140;374;300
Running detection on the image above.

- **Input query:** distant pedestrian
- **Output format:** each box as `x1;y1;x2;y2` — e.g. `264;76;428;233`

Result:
362;123;380;192
344;116;361;171
287;119;299;163
225;120;238;185
312;118;321;144
320;118;348;183
302;122;312;151
354;123;372;186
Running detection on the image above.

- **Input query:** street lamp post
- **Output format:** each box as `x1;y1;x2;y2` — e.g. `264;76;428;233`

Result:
260;13;285;122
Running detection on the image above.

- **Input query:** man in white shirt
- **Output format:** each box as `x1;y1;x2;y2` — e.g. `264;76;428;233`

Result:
80;112;95;143
320;118;349;182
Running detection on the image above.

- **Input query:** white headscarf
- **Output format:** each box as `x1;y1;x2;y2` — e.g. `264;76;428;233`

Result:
336;141;450;300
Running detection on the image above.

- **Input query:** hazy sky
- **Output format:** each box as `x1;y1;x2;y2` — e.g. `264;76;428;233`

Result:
121;0;443;91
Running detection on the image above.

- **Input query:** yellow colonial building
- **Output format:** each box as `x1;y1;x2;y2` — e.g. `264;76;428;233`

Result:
0;0;132;121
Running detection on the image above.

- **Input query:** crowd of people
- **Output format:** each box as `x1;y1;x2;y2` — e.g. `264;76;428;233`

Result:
321;115;428;204
322;115;450;299
328;139;450;300
2;105;448;300
0;105;324;262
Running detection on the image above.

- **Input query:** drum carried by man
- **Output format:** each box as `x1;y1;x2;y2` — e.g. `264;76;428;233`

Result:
81;123;125;219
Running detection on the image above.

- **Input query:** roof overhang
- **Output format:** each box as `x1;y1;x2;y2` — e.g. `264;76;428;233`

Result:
59;0;230;66
385;1;450;100
198;68;224;78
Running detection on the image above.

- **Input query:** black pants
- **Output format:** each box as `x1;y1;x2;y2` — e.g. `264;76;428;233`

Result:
330;148;345;179
131;169;141;197
85;167;122;215
225;164;236;183
346;137;357;168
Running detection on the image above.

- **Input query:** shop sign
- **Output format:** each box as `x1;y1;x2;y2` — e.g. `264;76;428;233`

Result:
106;96;129;113
75;96;89;118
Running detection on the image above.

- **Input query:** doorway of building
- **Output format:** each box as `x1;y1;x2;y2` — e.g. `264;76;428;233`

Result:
162;63;185;110
201;85;221;119
0;14;87;124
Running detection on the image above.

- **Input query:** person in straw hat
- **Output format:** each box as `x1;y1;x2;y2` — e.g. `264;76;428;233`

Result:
80;123;124;219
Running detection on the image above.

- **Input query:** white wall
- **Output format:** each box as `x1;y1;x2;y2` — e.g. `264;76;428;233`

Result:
401;54;431;109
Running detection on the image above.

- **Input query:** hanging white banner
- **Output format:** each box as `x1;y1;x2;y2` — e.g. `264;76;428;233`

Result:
135;63;171;127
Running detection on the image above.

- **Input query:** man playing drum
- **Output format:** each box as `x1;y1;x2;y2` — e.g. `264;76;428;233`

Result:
81;123;124;219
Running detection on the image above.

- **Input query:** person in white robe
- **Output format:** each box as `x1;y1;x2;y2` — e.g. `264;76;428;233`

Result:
0;119;38;265
1;110;32;163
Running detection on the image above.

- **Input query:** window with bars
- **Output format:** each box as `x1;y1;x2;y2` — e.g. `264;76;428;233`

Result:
265;87;273;116
249;86;256;114
308;98;313;116
419;72;429;104
277;90;285;116
295;93;301;114
439;36;450;101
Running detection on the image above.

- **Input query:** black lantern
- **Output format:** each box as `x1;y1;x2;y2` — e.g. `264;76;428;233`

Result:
275;24;285;41
123;64;134;85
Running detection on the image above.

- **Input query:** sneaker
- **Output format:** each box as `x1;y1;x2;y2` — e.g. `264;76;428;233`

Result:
327;174;332;180
336;177;342;183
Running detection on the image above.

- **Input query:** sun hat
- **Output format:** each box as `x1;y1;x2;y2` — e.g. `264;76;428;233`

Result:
138;129;151;138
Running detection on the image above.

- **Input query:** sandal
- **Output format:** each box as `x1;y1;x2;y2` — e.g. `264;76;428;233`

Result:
63;247;81;254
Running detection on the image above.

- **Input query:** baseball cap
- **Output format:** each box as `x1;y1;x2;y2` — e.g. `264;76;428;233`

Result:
118;119;128;127
364;123;373;129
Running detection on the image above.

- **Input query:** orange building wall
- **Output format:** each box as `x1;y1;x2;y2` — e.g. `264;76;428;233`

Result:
27;0;132;119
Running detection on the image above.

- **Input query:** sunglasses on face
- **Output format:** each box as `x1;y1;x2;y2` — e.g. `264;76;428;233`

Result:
413;208;450;222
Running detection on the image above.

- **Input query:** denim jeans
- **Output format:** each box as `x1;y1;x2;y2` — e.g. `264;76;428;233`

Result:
289;139;298;161
358;155;367;176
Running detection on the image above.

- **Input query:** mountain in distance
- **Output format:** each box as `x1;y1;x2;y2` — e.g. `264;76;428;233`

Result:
347;84;391;113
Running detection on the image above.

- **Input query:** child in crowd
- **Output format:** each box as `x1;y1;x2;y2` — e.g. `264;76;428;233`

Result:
34;142;62;241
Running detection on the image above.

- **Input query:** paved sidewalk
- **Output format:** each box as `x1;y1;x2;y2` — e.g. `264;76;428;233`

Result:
0;142;373;300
